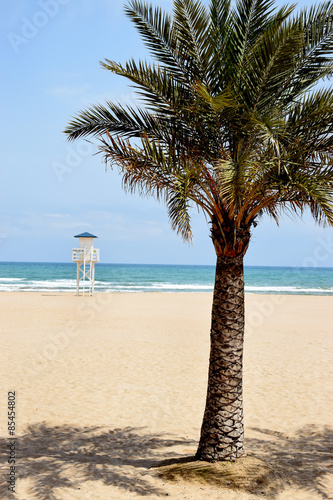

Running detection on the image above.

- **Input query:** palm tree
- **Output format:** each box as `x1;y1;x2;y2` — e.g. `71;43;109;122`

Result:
64;0;333;461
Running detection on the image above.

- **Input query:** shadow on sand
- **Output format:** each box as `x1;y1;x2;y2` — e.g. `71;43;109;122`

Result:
246;425;333;498
0;423;332;499
0;423;195;499
156;425;333;498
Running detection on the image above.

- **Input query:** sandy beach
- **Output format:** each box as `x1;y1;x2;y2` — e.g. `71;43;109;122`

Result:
0;292;332;499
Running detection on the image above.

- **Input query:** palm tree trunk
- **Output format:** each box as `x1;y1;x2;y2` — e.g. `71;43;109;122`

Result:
196;254;245;461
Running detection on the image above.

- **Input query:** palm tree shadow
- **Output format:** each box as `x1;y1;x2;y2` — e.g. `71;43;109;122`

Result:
247;425;333;499
151;425;333;499
0;423;196;499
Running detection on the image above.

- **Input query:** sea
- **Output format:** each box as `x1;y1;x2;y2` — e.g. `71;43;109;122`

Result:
0;262;332;295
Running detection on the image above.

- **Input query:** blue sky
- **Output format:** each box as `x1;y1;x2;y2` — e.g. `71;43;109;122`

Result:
1;0;333;267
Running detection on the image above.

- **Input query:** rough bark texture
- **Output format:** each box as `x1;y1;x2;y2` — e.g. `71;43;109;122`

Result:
196;254;245;462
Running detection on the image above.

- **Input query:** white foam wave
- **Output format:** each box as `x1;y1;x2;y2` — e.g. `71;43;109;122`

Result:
0;280;332;294
0;286;74;292
0;279;77;292
0;278;25;282
245;286;333;293
22;279;76;288
151;283;213;290
107;283;213;290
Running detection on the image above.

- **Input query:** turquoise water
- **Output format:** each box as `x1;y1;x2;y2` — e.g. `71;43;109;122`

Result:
0;262;332;294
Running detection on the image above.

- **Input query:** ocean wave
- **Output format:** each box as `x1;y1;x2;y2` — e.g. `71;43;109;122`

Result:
106;283;213;290
0;275;332;294
0;278;25;282
245;285;333;294
1;281;332;294
18;279;76;288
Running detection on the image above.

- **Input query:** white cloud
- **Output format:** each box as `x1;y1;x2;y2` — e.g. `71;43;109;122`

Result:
45;84;91;98
45;213;69;218
51;221;93;230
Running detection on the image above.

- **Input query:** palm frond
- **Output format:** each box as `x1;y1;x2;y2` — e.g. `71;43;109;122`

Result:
172;0;214;84
195;82;239;112
207;0;232;92
279;2;333;102
167;174;194;241
125;0;185;78
286;87;333;143
101;58;190;113
210;0;231;35
64;101;160;141
279;168;333;225
229;0;283;72
242;19;304;111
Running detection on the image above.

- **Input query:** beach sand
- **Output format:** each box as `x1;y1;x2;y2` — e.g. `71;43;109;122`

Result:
0;292;332;499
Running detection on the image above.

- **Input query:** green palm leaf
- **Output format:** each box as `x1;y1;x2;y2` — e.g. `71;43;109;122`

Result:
65;0;333;240
125;0;185;78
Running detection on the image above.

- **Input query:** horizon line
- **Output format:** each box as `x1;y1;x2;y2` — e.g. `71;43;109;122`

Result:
0;261;332;270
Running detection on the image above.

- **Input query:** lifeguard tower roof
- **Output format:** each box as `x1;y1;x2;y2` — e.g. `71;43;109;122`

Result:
74;232;98;238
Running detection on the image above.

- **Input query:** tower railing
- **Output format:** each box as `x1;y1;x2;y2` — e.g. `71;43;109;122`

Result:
72;248;100;295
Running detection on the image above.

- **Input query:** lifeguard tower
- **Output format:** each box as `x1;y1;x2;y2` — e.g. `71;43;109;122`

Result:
72;232;100;296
